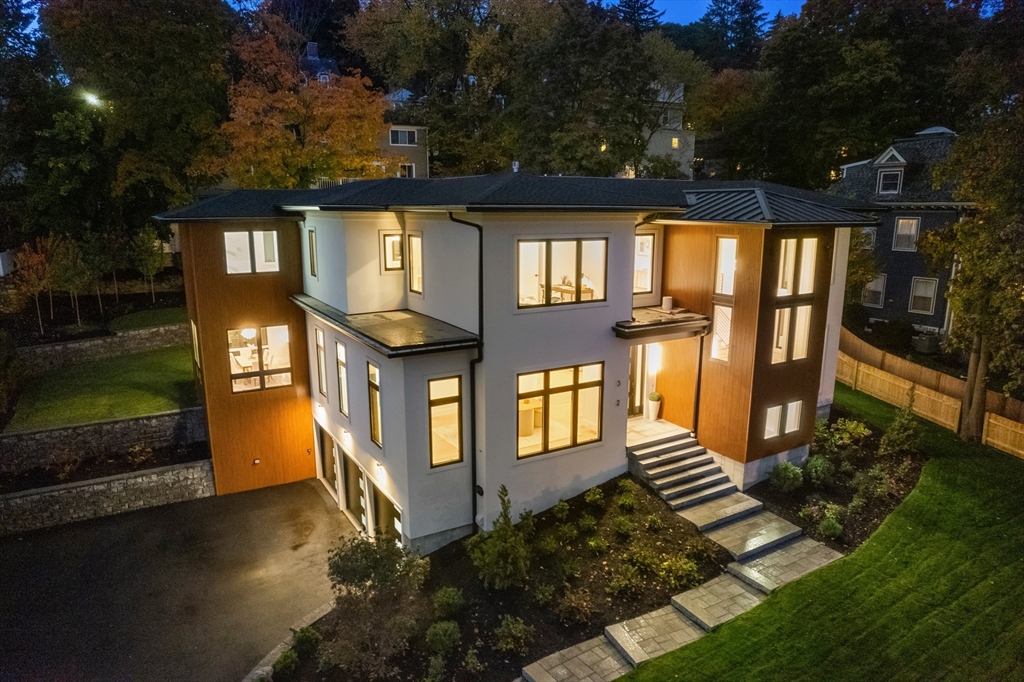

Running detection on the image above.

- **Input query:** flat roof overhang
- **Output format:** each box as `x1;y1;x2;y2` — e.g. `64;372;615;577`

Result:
614;307;711;340
291;294;480;358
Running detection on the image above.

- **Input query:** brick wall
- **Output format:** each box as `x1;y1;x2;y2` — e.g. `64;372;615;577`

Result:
0;407;207;475
17;323;190;374
0;459;215;536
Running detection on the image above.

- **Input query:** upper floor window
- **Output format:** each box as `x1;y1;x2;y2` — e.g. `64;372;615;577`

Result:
877;170;902;194
308;228;318;278
315;328;327;397
893;218;920;251
633;233;654;294
368;362;382;447
382;232;403;271
517;239;607;308
390;129;417;146
408;234;423;294
715;237;737;296
671;137;679;149
517;363;603;458
778;238;817;297
909;277;938;315
429;376;463;467
336;342;349;417
224;231;279;274
710;305;731;362
862;274;886;308
228;325;291;393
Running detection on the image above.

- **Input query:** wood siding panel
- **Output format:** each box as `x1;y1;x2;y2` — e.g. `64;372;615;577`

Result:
658;337;700;430
181;220;316;495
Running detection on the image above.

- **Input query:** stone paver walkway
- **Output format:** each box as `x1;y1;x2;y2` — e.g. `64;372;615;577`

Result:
522;636;632;682
677;492;763;531
728;536;843;593
670;573;765;630
706;510;802;560
604;605;704;666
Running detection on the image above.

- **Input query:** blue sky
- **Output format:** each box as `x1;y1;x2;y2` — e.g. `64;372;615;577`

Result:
654;0;806;25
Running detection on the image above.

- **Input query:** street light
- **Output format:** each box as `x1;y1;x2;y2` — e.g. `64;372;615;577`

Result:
83;92;102;107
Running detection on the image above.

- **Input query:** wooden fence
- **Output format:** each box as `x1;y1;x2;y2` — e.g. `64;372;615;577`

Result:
838;328;1024;460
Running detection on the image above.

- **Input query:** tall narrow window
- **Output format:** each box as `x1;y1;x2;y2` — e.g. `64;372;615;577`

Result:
382;233;403;271
798;238;817;294
633;234;654;294
792;305;812;360
517;363;603;458
227;325;291;392
315;328;327;397
777;238;797;296
772;308;791;364
408;234;423;294
785;400;802;434
715;237;737;296
308;228;318;277
224;231;279;274
711;305;731;362
765;405;782;439
909;277;938;315
190;319;201;368
893;218;920;251
429;376;462;467
862;274;886;308
517;239;607;307
336;342;349;417
368;363;382;447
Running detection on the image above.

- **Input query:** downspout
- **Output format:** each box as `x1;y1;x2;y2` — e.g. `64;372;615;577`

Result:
447;212;484;532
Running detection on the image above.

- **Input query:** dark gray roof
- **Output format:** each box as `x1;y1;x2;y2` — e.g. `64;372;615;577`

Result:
675;185;875;225
291;294;479;358
156;190;311;221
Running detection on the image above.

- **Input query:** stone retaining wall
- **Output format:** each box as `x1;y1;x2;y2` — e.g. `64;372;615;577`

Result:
17;322;189;373
0;407;207;475
0;459;215;536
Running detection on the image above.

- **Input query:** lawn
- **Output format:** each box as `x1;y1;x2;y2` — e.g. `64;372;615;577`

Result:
622;383;1024;682
108;306;187;332
5;345;198;432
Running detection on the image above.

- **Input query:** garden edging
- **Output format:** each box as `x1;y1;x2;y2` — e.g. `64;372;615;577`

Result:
241;601;334;682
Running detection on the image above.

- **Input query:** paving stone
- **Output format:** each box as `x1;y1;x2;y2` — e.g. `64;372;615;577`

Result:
604;606;704;666
671;574;765;631
523;636;632;682
705;511;802;560
728;537;843;593
676;492;764;531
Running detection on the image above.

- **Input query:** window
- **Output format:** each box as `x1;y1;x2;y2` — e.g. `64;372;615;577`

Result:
315;328;327;397
382;233;403;271
711;305;731;362
777;238;797;296
633;233;654;294
862;274;886;308
772;308;791;364
190;320;201;368
517;363;603;458
429;376;462;467
877;170;902;194
785;400;802;434
862;226;876;248
408;234;423;294
792;305;811;360
671;137;679;149
778;237;817;296
368;362;382;447
224;231;279;274
227;325;291;392
336;342;349;417
909;277;938;315
798;238;817;295
715;237;737;296
308;228;318;277
399;163;415;178
765;405;782;439
893;217;920;251
517;239;607;307
390;129;417;145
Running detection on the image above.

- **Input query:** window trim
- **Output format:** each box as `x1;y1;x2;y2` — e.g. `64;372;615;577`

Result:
892;217;921;252
381;231;404;272
428;375;463;468
908;276;939;315
408;233;423;295
308;227;318;278
633;232;656;295
516;362;604;459
516;238;609;309
368;362;382;448
315;327;328;398
227;325;292;393
861;274;887;309
336;340;349;417
877;169;903;194
399;163;415;179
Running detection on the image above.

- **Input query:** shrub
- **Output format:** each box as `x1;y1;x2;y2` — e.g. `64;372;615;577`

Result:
684;536;718;564
612;515;633;538
853;465;890;501
819;516;843;539
847;496;865;515
532;583;556;606
465;485;530;589
426;621;461;657
879;394;919;458
587;537;608;554
616;491;637;512
424;654;446;682
769;462;803;494
644;514;664;532
290;626;322;659
463;648;485;675
494;615;534;655
552;499;570;521
578;513;597;533
557;588;596;624
804;455;835;488
617;478;641;495
811;418;836;458
517;509;536;540
799;502;844;526
272;649;299;680
126;444;153;466
557;523;579;543
606;563;645;596
433;587;464;619
834;418;871;446
558;556;582;581
658;555;700;590
584;487;605;507
624;541;660;574
535;532;559;557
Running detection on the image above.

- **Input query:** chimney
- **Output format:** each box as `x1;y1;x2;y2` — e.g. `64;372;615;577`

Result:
306;42;318;59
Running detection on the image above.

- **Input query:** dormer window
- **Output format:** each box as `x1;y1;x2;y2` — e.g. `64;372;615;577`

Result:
877;170;902;194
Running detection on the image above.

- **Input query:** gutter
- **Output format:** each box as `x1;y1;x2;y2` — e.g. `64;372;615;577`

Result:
447;211;485;533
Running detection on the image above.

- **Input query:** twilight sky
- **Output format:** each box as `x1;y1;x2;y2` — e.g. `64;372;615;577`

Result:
653;0;806;25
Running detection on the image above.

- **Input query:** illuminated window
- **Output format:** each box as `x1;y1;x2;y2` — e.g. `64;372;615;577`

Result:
308;228;318;277
517;239;607;307
336;342;349;417
408;234;423;294
315;328;327;397
772;308;791;364
909;277;938;315
517;363;603;458
368;362;382;447
792;305;811;360
765;405;782;439
877;170;902;194
224;230;278;274
227;325;291;393
382;233;403;271
862;274;886;308
671;137;679;149
429;376;462;467
633;233;654;294
711;305;731;362
778;238;797;296
785;400;802;433
893;218;920;251
715;237;737;296
798;238;817;294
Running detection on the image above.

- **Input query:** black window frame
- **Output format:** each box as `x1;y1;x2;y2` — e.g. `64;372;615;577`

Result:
428;375;463;468
516;238;609;309
368;362;382;448
227;325;292;393
223;229;279;275
516;362;604;459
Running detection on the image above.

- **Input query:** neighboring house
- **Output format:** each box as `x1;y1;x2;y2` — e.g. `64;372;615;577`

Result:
383;124;429;179
157;174;873;554
829;127;974;335
619;88;696;179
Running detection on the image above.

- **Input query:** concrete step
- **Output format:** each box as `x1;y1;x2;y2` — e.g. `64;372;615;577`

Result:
727;537;844;594
667;481;739;510
671;573;765;631
522;635;631;682
660;472;732;500
706;511;802;561
636;447;709;476
651;463;723;491
676;493;764;532
625;428;692;455
629;436;697;460
604;605;704;667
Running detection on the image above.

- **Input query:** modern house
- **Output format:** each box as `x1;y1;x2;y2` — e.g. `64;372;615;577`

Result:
158;174;874;554
829;127;973;336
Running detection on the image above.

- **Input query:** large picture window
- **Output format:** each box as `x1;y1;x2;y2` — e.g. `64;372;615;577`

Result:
368;362;382;447
428;376;462;467
390;128;417;145
224;231;279;274
633;233;654;294
408;234;423;294
315;328;327;397
517;363;603;458
517;239;607;307
227;325;291;392
336;342;349;417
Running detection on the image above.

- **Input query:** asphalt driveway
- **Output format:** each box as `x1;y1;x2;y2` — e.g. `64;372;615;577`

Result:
0;479;354;682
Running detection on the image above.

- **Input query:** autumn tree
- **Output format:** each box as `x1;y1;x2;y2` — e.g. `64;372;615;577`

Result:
50;235;91;325
11;237;56;335
132;225;165;303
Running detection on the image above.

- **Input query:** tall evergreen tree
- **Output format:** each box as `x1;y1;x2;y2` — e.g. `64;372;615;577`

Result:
731;0;766;69
614;0;664;34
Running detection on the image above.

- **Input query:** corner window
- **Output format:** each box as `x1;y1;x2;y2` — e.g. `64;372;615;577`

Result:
390;129;417;145
877;170;902;194
408;234;423;294
893;218;920;252
798;239;817;295
633;233;655;294
517;363;603;458
336;342;349;417
315;328;327;397
227;325;291;393
779;237;816;297
308;228;318;278
909;277;938;315
771;308;791;364
862;274;886;308
224;231;279;274
517;239;607;308
710;305;731;362
382;233;403;271
715;237;737;296
368;362;382;447
429;376;463;467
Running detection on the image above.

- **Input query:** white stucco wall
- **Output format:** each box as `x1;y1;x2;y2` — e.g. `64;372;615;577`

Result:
818;227;851;415
302;214;348;312
404;213;480;334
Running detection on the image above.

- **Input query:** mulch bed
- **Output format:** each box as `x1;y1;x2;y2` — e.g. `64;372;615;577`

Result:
0;441;210;495
295;473;731;682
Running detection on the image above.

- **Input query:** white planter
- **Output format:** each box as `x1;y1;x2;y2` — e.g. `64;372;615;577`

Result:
647;399;661;421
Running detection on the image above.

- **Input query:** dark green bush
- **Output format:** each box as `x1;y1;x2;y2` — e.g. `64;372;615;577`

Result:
770;462;804;494
612;515;633;538
552;499;570;521
624;541;660;574
557;587;595;624
644;514;664;532
617;478;640;495
433;587;464;619
819;516;843;539
558;556;581;581
532;583;556;605
853;465;890;501
535;532;559;557
463;647;485;675
684;536;718;564
804;455;835;488
426;620;461;657
424;654;446;682
557;523;579;543
584;487;605;507
578;513;597;533
587;537;608;554
879;394;919;458
290;626;322;659
494;615;534;655
465;485;530;589
616;491;637;512
606;563;645;596
272;649;299;680
658;555;700;590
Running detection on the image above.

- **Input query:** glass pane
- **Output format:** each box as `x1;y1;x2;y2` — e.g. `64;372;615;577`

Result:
711;305;731;361
337;343;349;416
227;328;258;374
263;325;291;371
409;235;423;293
368;363;380;386
308;230;317;277
430;402;461;466
547;390;574;450
581;240;606;300
716;237;737;295
577;386;601;445
370;386;382;446
862;275;885;306
798;238;816;294
911;279;936;313
383;234;403;270
549;367;575;389
253;231;279;272
232;377;260;393
224;232;251;274
518;372;544;395
778;239;797;296
518;396;544;457
518;241;545;306
785;400;802;433
793;306;811;360
634;234;654;293
579;363;603;383
265;372;292;388
765;405;782;439
772;308;790;364
429;376;460;401
550;241;577;305
895;219;918;250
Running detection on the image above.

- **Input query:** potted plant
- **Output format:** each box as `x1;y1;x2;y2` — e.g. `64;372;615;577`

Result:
647;391;662;421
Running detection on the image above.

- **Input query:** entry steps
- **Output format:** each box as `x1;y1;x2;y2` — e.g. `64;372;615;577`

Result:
627;430;737;510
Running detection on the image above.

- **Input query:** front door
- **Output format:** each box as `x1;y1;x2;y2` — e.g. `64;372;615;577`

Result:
373;485;403;541
317;425;339;500
343;454;367;532
628;344;647;417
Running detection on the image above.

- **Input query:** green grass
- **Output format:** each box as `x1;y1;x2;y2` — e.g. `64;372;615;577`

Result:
623;384;1024;682
108;306;187;332
5;345;198;432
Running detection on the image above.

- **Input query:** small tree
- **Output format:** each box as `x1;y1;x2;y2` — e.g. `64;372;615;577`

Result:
11;237;55;335
81;232;117;315
51;237;92;326
132;225;164;302
465;485;531;590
